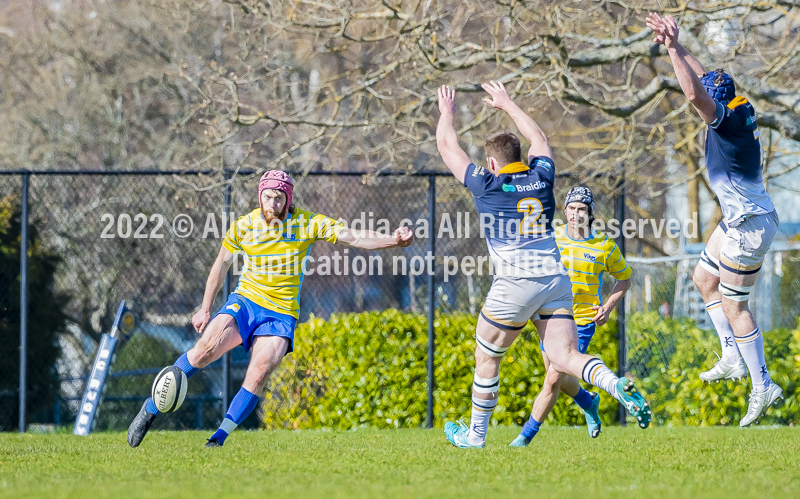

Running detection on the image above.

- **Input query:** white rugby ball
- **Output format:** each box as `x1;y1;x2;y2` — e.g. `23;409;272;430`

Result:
151;366;188;413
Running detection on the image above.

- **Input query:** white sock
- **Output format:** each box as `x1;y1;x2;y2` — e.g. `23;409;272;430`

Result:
736;327;771;392
467;395;497;445
705;301;740;364
581;358;620;400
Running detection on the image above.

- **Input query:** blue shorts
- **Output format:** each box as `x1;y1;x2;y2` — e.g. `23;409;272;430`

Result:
540;322;596;355
213;293;297;354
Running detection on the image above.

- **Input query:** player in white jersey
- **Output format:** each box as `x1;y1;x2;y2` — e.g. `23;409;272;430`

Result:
647;14;783;426
436;81;651;448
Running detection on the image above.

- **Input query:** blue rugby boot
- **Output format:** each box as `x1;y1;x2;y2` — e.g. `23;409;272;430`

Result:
444;421;484;449
617;377;652;428
509;434;532;447
583;391;602;438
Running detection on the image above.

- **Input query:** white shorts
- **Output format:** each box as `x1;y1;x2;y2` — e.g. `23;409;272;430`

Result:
718;211;778;276
480;274;574;331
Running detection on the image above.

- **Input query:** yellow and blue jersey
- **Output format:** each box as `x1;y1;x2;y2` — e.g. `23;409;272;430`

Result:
222;207;344;319
554;225;631;326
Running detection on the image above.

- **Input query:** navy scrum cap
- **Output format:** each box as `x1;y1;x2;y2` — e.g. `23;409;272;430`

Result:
701;69;735;106
564;186;595;213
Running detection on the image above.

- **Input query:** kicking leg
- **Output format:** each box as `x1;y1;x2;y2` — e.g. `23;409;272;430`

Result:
128;314;241;448
207;335;289;447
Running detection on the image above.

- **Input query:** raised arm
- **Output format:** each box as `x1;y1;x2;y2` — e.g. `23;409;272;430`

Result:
436;85;472;183
482;81;551;159
646;13;716;123
191;246;235;334
337;226;414;250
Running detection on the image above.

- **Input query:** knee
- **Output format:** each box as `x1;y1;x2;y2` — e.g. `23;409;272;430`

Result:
692;270;716;296
721;299;748;321
474;331;507;378
474;348;501;378
691;270;703;290
544;367;563;390
546;351;570;375
190;336;217;366
719;281;752;307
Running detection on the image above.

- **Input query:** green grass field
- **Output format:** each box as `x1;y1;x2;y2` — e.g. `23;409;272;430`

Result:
1;426;798;499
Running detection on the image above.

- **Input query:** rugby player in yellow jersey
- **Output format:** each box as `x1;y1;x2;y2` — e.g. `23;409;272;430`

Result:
510;186;632;445
128;170;413;448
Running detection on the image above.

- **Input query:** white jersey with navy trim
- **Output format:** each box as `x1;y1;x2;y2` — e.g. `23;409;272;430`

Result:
463;157;567;278
707;97;774;226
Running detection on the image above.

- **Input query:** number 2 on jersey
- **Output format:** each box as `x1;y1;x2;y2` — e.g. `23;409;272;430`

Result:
517;198;544;234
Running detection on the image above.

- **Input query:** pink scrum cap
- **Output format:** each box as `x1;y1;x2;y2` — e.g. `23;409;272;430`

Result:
258;170;294;209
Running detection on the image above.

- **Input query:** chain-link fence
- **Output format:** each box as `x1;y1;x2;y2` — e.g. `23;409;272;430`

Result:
1;170;511;432
5;169;797;432
624;244;800;380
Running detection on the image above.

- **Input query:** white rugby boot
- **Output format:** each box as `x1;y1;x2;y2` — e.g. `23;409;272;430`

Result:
699;355;747;383
740;382;784;427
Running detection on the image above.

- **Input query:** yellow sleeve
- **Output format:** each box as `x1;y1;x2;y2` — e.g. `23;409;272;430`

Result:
307;212;345;244
221;213;248;253
605;240;632;280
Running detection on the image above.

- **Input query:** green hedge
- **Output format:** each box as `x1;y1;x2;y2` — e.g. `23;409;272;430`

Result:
628;312;800;426
261;310;799;429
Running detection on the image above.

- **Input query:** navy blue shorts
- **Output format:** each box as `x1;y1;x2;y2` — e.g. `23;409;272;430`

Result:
213;293;297;354
540;322;596;355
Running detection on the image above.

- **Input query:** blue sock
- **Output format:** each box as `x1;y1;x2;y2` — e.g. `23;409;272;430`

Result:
573;388;594;412
174;352;199;379
144;353;199;416
209;388;260;445
145;397;159;415
520;416;542;440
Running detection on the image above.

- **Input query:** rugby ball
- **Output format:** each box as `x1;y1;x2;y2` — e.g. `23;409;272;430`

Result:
151;366;188;413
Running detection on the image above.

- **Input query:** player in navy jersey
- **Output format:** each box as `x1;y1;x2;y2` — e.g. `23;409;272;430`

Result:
436;81;651;448
647;13;782;426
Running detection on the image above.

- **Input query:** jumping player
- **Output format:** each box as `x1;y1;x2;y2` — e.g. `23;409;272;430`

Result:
646;13;782;426
127;170;413;447
435;81;651;449
511;186;632;445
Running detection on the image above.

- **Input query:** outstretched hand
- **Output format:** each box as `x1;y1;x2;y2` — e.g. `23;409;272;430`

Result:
481;80;513;110
646;13;679;49
438;85;456;117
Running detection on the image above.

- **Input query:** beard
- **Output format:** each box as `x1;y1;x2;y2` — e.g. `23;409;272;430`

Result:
261;204;287;225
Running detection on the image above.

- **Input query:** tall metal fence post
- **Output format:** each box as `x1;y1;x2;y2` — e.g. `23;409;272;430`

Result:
615;171;627;426
221;171;232;420
19;171;30;433
426;175;436;429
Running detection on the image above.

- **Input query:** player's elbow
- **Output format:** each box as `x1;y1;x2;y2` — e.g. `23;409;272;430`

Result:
536;131;549;145
527;131;549;151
